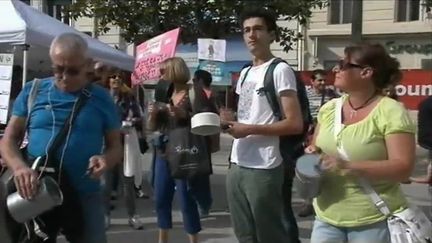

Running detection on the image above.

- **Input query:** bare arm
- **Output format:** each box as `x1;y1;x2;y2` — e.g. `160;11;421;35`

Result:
0;116;27;171
0;115;39;199
246;90;304;136
147;113;157;131
147;103;159;131
311;124;319;146
344;133;415;181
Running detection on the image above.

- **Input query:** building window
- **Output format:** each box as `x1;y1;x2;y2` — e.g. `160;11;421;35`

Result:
20;0;31;5
47;2;71;25
396;0;420;22
329;0;353;24
422;59;432;70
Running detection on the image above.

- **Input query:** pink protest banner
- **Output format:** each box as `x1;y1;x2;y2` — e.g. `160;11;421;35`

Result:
131;28;180;85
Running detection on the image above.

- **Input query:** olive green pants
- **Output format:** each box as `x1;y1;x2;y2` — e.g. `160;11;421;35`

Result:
226;164;289;243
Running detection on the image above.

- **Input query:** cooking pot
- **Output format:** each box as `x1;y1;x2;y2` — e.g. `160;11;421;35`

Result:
294;154;323;199
191;112;221;136
7;176;63;223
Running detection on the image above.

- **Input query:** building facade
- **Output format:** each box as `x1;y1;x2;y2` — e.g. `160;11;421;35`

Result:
303;0;432;70
271;20;301;70
26;0;129;53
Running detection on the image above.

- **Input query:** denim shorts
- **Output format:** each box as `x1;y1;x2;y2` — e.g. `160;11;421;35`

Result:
311;218;390;243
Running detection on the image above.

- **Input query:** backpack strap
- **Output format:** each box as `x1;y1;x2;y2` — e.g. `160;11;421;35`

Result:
239;66;253;88
262;58;286;120
238;58;289;120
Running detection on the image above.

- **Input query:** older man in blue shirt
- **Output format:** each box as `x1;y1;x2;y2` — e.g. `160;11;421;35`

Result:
0;33;122;243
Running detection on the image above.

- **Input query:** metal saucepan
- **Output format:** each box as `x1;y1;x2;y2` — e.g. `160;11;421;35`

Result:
7;176;63;223
294;154;323;199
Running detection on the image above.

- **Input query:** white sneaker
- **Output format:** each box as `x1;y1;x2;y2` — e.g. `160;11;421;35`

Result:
128;215;144;230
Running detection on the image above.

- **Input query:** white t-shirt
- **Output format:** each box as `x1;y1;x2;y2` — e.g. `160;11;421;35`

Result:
230;58;297;169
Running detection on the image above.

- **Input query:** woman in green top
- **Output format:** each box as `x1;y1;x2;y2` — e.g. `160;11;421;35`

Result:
306;43;416;243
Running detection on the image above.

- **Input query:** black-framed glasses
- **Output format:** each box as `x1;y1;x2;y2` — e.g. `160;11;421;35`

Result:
52;65;82;76
335;59;366;71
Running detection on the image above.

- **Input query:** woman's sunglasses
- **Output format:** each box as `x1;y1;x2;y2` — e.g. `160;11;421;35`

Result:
335;60;366;71
109;75;121;79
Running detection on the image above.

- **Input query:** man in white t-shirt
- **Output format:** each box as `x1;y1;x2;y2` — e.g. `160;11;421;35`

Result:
222;8;303;243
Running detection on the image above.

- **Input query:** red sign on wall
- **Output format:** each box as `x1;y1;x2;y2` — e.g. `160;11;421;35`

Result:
231;69;432;110
395;70;432;110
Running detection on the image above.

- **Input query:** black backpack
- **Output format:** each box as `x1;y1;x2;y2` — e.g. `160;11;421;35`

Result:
240;58;312;165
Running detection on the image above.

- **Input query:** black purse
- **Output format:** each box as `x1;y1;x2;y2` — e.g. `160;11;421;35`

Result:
165;87;212;179
166;126;211;179
139;138;149;154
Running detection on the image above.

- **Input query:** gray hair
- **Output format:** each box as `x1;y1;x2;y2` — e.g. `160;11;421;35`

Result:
49;33;88;57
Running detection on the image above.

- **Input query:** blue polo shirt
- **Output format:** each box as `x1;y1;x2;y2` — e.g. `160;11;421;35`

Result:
12;78;120;193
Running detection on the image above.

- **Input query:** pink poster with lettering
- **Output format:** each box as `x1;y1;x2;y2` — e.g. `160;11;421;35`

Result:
131;28;180;85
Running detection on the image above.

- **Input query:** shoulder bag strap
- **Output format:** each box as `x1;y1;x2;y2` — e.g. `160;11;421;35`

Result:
47;85;92;157
19;79;42;148
189;85;195;113
24;79;41;130
333;97;392;216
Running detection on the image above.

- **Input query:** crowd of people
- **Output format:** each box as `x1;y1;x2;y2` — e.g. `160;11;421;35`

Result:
0;7;430;243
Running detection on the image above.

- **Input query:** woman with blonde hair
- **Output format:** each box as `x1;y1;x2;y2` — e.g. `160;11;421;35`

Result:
306;43;416;242
148;57;201;243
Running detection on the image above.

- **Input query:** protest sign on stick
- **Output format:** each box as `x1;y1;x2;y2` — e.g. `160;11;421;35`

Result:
131;28;180;85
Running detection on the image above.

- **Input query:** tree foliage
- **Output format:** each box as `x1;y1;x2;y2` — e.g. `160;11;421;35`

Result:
67;0;328;51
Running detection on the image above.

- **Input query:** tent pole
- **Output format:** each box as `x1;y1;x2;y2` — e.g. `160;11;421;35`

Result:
22;44;29;88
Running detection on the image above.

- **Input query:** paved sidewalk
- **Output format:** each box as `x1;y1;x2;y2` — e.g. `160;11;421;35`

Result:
58;134;431;243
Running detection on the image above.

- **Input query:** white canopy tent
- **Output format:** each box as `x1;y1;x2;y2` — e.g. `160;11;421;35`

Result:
0;0;135;86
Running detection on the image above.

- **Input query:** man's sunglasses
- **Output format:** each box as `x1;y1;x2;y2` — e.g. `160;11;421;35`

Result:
52;65;82;76
335;60;366;70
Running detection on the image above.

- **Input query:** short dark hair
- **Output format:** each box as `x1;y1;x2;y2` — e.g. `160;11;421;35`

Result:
194;69;212;87
240;8;278;33
311;69;327;80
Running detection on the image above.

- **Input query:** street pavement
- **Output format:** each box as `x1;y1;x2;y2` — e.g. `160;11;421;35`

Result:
59;134;431;243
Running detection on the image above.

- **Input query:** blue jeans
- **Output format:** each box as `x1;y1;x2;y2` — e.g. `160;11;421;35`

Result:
37;191;106;243
154;154;201;234
79;192;107;243
311;218;390;243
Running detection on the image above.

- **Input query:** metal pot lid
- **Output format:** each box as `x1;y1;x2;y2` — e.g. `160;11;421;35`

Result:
296;154;322;177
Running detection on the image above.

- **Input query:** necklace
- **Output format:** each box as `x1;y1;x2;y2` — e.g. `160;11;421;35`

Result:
347;93;377;119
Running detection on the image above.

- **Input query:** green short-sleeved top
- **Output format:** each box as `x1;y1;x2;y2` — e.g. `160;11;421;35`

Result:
313;95;416;227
